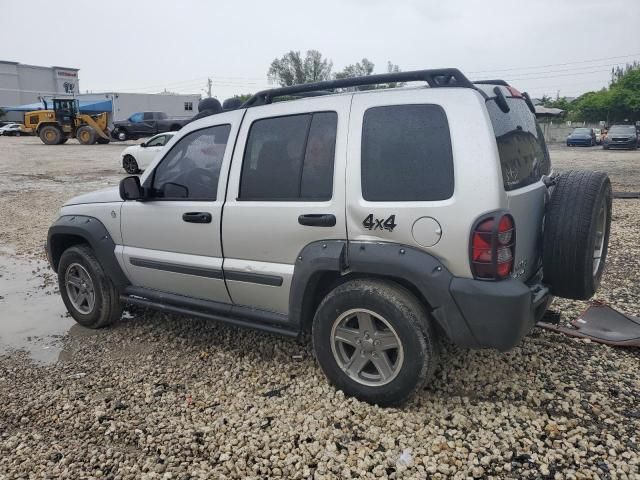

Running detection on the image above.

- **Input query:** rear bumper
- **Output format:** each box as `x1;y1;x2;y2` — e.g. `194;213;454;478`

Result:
448;276;550;351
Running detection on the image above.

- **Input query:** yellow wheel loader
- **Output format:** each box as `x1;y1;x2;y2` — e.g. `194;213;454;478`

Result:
24;98;111;145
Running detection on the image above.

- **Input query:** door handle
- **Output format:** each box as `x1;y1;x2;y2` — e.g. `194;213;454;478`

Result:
298;214;336;227
182;212;212;224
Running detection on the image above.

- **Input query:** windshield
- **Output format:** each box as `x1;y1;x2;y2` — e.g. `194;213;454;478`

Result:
609;125;636;135
486;97;551;191
573;128;591;134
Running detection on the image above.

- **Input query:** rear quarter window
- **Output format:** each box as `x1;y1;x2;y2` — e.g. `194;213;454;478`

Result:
487;97;551;191
361;104;454;201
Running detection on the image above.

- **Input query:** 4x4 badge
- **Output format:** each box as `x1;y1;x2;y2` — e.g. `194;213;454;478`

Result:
363;214;397;232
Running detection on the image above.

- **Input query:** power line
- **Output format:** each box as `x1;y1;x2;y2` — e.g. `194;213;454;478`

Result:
465;52;640;75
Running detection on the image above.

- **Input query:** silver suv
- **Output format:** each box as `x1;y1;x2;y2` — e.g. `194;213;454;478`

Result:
46;69;612;406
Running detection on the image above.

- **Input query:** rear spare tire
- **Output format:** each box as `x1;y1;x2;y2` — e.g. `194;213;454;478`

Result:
543;170;612;300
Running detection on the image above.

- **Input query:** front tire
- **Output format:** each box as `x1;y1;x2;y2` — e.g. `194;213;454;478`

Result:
77;126;97;145
312;279;438;406
123;155;139;174
58;245;122;329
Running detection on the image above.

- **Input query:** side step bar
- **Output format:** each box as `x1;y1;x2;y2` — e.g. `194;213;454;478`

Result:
120;286;298;337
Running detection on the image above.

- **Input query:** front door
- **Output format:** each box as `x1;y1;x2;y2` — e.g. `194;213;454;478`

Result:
138;134;169;168
221;96;350;314
119;111;243;303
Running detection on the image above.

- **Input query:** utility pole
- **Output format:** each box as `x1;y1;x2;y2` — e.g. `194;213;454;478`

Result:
206;78;212;98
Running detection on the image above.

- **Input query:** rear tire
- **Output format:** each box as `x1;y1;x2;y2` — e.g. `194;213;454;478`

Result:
77;126;97;145
58;245;122;329
312;279;438;407
39;125;62;145
543;170;612;300
123;155;139;174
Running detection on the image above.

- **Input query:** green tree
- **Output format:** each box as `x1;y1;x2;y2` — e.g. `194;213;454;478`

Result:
335;58;375;79
571;64;640;123
268;50;333;87
334;59;403;89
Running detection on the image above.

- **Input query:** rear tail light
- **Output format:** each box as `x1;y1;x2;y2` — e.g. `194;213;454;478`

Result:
470;213;515;280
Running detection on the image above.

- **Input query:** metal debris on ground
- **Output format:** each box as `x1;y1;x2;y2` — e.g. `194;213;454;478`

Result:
613;191;640;199
538;303;640;346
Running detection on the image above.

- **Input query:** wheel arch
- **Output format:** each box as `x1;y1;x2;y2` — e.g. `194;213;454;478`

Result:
289;240;478;346
47;215;130;289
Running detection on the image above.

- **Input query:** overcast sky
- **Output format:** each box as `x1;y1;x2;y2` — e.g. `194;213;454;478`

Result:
2;0;639;100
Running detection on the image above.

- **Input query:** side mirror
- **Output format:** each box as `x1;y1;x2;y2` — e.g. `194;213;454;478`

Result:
119;175;144;200
140;142;146;147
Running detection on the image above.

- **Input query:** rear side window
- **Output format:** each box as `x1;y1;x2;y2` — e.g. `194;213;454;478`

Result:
487;97;551;191
361;105;454;201
239;112;337;200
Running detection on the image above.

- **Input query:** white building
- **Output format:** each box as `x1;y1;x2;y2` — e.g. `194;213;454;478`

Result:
78;92;200;122
1;60;201;124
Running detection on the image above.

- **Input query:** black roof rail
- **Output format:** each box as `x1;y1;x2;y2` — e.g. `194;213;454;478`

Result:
242;68;476;107
473;79;510;86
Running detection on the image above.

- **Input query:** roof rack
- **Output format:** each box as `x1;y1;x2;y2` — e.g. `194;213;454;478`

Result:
473;79;510;86
242;68;476;107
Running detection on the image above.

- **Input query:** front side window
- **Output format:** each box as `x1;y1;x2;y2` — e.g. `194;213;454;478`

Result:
143;112;154;121
146;135;167;147
361;104;454;201
239;112;337;200
130;113;143;123
151;125;230;200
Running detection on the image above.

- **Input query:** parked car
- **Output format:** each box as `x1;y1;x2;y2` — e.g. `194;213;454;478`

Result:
602;125;638;150
121;132;175;174
594;128;602;144
112;112;188;141
0;123;24;136
566;127;596;146
45;69;612;406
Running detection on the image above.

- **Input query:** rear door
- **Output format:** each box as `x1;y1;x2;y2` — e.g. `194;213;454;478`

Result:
484;88;551;280
221;96;350;314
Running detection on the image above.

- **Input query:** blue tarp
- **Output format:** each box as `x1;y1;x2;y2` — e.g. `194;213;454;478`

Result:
2;100;112;113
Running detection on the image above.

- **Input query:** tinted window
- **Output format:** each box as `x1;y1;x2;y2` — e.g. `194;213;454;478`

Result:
143;112;154;121
151;125;230;200
361;105;454;201
487;97;551;191
240;112;337;200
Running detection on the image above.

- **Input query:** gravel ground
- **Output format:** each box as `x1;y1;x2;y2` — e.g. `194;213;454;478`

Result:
0;137;639;479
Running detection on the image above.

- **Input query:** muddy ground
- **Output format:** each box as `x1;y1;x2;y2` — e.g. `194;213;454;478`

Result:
0;136;638;479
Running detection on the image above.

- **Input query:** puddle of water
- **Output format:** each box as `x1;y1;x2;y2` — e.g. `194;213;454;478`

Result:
0;249;76;363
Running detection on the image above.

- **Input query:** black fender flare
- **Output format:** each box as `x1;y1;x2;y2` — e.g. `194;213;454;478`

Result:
288;240;478;347
47;215;129;289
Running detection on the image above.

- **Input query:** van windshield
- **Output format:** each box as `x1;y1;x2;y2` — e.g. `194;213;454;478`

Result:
486;97;551;191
